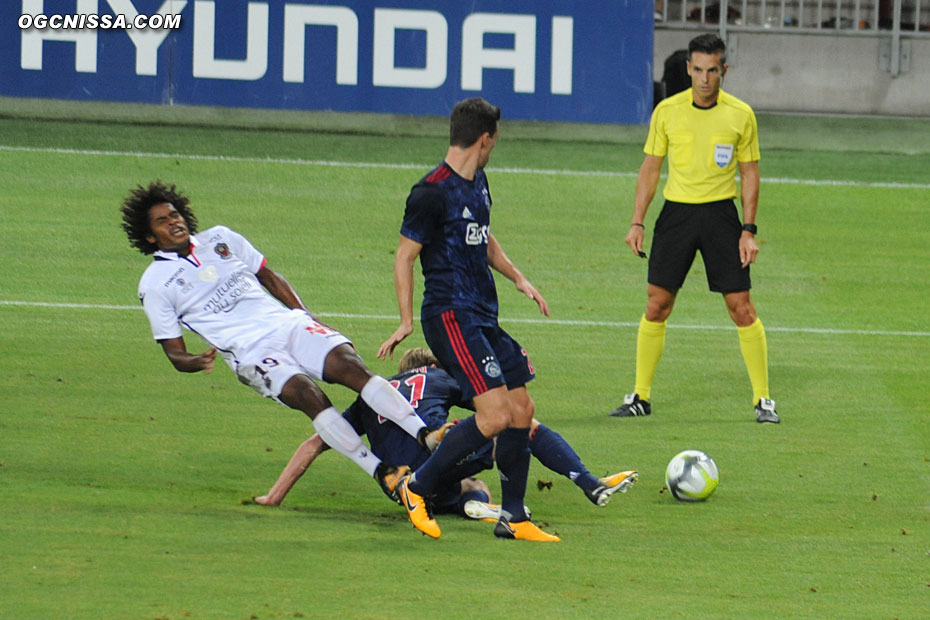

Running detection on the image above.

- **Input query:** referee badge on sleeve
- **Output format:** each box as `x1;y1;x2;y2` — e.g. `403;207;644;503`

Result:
714;144;734;168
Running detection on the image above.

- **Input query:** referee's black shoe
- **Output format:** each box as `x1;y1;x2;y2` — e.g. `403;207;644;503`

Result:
754;398;780;424
609;393;651;418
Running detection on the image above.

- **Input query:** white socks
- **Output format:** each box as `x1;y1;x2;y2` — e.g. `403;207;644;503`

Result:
311;375;427;478
312;406;380;477
360;375;426;438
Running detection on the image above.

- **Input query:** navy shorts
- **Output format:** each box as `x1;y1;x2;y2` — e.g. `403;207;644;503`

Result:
422;309;535;401
648;199;751;294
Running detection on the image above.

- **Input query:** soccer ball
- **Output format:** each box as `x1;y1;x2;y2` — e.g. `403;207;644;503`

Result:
665;450;719;501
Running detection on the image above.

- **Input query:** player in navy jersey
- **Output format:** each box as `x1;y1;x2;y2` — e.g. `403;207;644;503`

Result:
255;348;493;518
255;348;637;521
378;98;560;541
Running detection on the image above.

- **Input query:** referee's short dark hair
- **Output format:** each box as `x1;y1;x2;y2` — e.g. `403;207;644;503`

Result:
449;97;500;148
688;33;727;64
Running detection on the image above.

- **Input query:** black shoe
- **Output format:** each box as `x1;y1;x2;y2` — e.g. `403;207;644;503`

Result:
755;398;780;424
609;393;651;417
584;471;638;506
374;463;409;504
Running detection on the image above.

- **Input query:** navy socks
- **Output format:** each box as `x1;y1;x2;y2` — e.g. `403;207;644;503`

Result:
408;415;487;495
530;423;600;492
495;427;532;521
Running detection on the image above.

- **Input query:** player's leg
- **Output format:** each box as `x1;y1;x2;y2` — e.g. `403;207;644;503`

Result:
529;419;594;486
609;285;673;417
396;312;511;537
637;284;676;399
396;412;492;537
405;311;511;496
488;387;558;542
493;385;533;521
430;478;496;520
725;291;779;422
321;343;428;440
528;420;632;502
426;444;498;520
702;203;778;423
278;373;383;476
467;332;535;512
236;323;401;492
472;327;558;541
406;387;509;497
611;201;695;417
457;478;498;520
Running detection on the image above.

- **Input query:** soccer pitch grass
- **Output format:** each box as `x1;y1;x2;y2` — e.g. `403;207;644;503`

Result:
1;100;929;619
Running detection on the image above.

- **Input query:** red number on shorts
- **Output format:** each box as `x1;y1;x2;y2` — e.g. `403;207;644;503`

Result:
304;322;335;336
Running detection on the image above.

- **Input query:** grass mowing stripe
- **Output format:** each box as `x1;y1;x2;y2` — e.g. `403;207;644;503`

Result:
2;299;927;338
3;144;930;189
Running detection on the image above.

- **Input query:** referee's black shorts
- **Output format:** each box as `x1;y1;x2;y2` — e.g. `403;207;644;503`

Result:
648;199;751;294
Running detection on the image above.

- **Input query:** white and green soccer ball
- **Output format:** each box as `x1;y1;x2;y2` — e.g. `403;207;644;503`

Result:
665;450;719;501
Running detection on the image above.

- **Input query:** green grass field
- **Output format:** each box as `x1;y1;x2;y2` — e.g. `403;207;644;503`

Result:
1;98;928;619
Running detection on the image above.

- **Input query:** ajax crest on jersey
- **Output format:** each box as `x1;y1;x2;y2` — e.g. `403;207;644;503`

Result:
665;450;719;501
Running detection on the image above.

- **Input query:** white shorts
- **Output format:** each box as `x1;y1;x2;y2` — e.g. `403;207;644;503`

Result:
228;311;351;402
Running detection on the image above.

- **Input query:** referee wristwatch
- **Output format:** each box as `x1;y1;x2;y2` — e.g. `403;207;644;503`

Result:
742;223;757;235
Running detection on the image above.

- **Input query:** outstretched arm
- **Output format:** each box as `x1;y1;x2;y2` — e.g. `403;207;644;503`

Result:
159;337;217;373
254;434;329;506
487;233;549;316
378;235;423;359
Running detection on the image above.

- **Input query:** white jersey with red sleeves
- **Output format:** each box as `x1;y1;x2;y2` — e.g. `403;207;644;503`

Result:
137;225;293;356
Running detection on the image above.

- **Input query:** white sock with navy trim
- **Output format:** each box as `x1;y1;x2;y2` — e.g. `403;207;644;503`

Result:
360;375;426;439
313;406;380;477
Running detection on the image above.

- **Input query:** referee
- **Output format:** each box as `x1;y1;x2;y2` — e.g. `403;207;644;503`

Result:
609;33;779;424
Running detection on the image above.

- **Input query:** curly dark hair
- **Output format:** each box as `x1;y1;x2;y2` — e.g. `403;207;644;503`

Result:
120;181;198;255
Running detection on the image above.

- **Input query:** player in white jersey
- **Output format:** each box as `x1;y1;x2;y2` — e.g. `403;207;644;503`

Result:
121;181;442;499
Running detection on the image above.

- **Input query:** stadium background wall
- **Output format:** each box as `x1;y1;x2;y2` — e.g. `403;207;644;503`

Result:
1;0;655;125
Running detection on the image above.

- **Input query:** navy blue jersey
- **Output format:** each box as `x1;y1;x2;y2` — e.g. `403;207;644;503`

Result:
342;366;466;470
401;162;498;321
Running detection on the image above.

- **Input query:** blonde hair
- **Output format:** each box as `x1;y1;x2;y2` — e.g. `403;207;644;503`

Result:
398;347;440;373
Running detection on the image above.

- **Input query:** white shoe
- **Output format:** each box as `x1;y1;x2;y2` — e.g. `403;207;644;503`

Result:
463;500;532;522
463;500;501;522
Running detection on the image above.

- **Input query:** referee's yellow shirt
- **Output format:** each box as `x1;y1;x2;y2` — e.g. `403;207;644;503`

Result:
644;88;760;204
